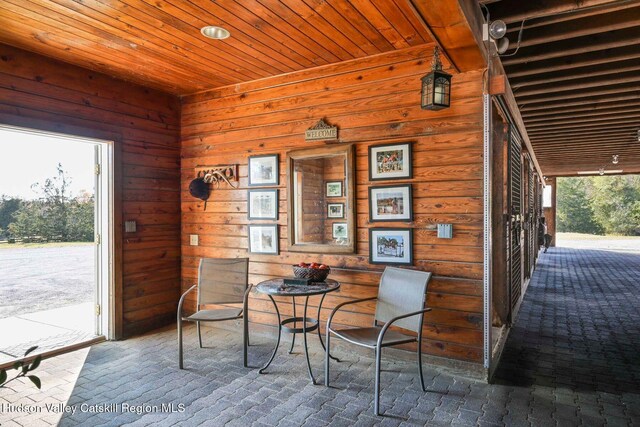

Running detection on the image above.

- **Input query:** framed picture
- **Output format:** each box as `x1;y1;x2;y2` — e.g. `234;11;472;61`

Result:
368;142;412;181
326;181;343;197
332;223;348;239
327;203;344;219
248;189;278;220
248;154;279;186
248;225;279;255
369;184;412;222
369;228;412;265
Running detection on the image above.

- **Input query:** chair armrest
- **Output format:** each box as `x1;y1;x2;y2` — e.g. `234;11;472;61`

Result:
242;284;253;315
376;308;432;348
177;285;197;316
327;297;377;331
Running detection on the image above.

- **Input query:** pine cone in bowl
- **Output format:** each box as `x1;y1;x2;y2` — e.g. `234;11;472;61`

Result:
292;263;330;282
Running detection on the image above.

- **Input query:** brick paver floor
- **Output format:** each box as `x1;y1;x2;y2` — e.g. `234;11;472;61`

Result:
1;247;638;426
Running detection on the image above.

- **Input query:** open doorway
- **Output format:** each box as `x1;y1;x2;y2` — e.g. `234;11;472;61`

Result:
553;175;640;252
0;125;113;364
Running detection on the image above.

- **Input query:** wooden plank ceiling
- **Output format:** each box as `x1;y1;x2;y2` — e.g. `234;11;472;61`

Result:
482;0;640;176
0;0;434;95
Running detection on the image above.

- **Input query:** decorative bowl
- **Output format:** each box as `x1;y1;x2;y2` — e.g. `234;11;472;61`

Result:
292;265;330;282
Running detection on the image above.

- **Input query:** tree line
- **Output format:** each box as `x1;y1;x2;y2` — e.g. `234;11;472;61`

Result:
557;175;640;236
0;165;94;242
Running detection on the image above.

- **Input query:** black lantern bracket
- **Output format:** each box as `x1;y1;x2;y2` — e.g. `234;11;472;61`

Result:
421;47;452;111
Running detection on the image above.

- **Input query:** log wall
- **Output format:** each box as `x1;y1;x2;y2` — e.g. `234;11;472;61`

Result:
181;44;486;363
0;44;181;337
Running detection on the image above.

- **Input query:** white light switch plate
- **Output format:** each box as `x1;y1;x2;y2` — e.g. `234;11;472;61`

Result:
190;234;199;246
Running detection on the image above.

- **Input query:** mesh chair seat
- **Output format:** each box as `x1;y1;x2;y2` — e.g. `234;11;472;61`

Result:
330;327;416;348
178;257;251;369
185;308;243;322
325;267;432;416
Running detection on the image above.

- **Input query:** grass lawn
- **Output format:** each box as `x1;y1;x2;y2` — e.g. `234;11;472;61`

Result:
0;241;94;249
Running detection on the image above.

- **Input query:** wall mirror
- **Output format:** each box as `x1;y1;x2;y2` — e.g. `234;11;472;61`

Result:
286;144;355;254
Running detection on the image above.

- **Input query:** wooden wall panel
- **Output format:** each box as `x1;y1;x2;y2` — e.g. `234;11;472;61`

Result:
181;44;485;364
0;44;181;338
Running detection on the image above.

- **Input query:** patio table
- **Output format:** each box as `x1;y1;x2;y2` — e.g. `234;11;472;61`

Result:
255;278;340;384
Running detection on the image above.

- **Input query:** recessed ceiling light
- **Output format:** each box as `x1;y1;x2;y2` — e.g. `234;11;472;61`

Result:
201;26;230;40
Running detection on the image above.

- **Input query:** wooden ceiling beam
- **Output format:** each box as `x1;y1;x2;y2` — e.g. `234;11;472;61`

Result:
506;7;640;49
514;71;640;97
409;0;485;72
510;58;640;89
524;106;640;123
502;27;640;66
533;138;637;147
528;125;640;138
537;154;639;163
533;142;637;150
522;99;640;117
486;0;624;24
533;131;634;145
516;83;639;105
520;92;640;111
504;2;639;33
527;113;640;131
506;44;640;78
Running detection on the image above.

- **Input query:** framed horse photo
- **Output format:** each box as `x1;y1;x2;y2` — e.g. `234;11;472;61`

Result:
368;142;412;181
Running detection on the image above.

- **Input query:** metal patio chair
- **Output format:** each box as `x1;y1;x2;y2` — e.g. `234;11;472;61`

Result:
325;267;432;416
178;258;252;369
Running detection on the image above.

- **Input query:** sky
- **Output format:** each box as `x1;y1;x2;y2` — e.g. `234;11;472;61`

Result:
0;128;96;200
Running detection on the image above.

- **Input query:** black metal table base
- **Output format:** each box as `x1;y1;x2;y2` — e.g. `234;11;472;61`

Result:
259;294;340;384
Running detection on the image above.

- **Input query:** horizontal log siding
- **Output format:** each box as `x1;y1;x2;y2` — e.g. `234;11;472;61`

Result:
0;44;181;337
181;44;485;363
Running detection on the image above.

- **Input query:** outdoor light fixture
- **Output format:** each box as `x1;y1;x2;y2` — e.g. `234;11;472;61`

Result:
488;20;510;54
612;155;619;164
200;26;230;40
421;47;452;111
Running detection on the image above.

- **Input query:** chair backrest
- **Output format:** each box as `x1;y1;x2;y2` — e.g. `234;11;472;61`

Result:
197;258;249;306
374;267;432;332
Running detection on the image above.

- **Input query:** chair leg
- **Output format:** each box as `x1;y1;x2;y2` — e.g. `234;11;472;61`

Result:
197;321;203;348
178;317;184;369
243;315;248;368
374;346;382;416
324;329;331;386
417;340;426;392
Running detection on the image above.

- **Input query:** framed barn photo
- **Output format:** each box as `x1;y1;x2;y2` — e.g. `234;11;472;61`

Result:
369;184;412;222
368;142;412;181
248;154;279;186
248;225;279;255
327;203;344;219
248;189;278;220
369;228;412;265
332;223;348;239
326;181;343;197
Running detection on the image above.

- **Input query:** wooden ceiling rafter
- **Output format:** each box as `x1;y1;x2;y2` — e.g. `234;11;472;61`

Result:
482;0;626;24
508;6;640;50
510;58;640;89
506;44;640;78
502;27;640;66
522;100;640;117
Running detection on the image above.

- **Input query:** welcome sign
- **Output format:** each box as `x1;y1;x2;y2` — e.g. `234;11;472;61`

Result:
305;119;338;141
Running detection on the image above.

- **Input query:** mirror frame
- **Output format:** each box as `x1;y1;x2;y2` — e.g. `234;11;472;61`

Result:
286;144;355;254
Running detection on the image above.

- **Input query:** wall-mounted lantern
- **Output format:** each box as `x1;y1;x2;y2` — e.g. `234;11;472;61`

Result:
421;47;452;111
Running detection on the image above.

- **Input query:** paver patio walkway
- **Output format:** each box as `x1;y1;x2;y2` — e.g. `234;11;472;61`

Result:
1;247;638;426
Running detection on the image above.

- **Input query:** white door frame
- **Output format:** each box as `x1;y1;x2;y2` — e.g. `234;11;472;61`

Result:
0;124;114;339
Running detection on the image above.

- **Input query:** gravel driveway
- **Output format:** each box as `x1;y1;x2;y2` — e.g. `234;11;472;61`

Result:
0;245;94;319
